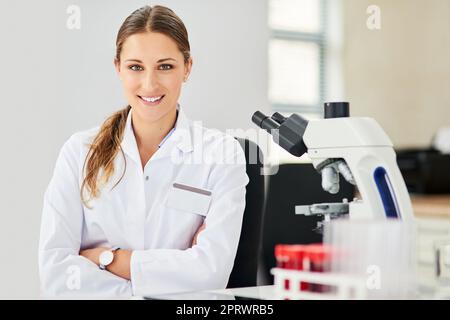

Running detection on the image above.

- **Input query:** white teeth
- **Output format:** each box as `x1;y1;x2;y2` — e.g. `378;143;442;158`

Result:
141;96;163;102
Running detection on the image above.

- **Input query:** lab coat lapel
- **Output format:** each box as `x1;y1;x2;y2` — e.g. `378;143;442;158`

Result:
149;106;194;162
173;106;194;154
120;109;141;166
125;166;146;250
120;106;194;164
118;110;146;249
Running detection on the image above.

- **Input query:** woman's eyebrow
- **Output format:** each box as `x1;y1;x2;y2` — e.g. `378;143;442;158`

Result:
124;58;177;63
157;58;177;63
124;59;143;63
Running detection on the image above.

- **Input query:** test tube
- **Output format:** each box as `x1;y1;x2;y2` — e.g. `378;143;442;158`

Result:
275;244;310;292
303;244;333;292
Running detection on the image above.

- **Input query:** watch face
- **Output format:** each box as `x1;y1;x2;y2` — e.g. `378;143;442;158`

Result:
99;250;114;266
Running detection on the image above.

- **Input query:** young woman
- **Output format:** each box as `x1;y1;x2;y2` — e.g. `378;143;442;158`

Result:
39;5;248;298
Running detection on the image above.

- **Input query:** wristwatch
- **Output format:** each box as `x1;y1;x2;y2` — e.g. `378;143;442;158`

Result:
99;247;120;270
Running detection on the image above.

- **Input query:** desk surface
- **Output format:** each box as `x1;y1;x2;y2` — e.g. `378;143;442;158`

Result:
210;285;277;300
211;284;450;300
411;194;450;219
137;286;277;300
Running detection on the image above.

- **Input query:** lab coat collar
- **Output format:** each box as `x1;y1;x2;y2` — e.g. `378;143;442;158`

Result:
171;105;194;154
120;105;193;165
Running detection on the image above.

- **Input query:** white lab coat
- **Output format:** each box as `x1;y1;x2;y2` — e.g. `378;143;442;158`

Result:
38;106;249;298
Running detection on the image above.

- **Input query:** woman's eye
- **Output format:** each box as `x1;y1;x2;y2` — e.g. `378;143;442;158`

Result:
129;65;143;71
158;64;173;70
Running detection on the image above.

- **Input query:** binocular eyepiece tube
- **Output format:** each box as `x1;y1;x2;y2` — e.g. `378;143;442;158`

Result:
251;110;308;157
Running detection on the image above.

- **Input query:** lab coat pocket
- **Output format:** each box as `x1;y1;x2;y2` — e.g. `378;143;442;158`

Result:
159;183;212;248
166;183;212;217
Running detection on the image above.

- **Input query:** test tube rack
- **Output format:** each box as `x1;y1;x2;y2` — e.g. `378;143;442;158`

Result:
271;268;368;300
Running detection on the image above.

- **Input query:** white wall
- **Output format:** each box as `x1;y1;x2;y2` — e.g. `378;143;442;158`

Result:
0;0;268;299
342;0;450;148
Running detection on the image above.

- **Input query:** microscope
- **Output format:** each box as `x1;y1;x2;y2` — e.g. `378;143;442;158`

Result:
252;102;414;225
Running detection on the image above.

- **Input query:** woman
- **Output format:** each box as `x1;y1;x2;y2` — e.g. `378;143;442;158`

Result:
39;5;248;298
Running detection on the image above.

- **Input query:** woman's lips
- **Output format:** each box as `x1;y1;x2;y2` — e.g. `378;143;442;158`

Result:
138;95;165;106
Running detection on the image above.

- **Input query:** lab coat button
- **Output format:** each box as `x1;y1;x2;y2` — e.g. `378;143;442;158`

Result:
145;176;149;181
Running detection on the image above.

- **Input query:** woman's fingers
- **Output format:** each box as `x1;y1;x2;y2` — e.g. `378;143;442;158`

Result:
191;222;206;246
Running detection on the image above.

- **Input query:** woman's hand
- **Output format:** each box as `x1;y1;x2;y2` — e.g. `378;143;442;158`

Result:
79;247;108;266
191;222;206;247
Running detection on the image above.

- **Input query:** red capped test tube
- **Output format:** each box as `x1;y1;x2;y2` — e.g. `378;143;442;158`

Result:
275;244;309;291
303;244;332;292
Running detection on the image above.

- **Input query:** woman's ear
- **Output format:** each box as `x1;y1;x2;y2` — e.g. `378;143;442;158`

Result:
114;58;121;76
184;57;193;82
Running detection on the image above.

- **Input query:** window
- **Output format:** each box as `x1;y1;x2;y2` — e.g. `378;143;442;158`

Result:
268;0;327;114
267;0;331;164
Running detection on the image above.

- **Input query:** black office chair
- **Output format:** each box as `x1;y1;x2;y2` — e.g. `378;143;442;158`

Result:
258;163;355;285
226;138;265;288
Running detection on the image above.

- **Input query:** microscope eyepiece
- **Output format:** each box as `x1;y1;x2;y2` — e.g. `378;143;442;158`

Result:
271;112;287;124
252;110;308;157
252;111;280;132
251;111;268;128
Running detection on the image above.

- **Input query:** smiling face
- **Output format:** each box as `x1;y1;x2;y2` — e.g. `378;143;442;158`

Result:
115;31;192;123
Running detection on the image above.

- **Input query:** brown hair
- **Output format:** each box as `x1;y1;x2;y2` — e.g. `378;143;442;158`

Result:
81;5;191;207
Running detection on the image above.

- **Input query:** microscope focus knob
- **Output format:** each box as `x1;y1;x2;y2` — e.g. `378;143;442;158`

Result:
324;102;349;118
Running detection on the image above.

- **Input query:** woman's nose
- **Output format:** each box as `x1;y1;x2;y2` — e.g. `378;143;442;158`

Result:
142;71;159;91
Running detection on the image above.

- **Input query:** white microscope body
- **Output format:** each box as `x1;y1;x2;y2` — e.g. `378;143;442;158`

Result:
303;116;414;221
253;102;414;223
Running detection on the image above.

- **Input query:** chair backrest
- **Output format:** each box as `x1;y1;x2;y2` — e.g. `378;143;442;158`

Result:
258;163;355;285
226;138;265;288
